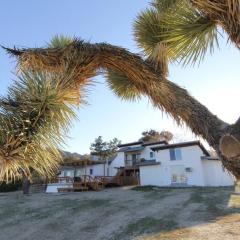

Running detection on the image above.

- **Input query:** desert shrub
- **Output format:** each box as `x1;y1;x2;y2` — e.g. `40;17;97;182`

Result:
0;180;22;192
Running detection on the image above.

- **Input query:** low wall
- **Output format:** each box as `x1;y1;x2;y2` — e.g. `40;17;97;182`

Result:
46;183;73;193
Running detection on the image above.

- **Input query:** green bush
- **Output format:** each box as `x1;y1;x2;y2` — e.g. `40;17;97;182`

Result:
0;180;22;192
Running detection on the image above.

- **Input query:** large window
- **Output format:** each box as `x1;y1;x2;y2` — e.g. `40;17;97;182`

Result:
170;148;182;160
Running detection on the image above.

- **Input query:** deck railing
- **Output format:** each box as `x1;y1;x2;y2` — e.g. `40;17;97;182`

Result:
49;173;139;190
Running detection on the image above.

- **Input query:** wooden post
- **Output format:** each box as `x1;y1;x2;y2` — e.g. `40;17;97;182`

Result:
74;166;77;178
106;157;109;176
22;172;30;195
133;167;136;185
84;160;87;188
123;169;126;186
84;161;87;175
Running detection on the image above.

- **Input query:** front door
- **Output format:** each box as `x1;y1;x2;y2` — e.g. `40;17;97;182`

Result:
170;165;187;185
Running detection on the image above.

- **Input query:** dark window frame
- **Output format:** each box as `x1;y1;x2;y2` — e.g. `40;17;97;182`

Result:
170;148;182;161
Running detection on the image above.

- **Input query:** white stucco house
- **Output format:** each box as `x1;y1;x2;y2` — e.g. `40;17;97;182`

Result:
139;141;234;187
57;140;235;188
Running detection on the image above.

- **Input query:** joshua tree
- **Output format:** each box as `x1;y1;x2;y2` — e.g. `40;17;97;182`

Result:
134;0;240;77
2;1;240;188
0;63;85;192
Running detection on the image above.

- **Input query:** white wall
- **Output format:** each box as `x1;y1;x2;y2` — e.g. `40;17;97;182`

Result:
46;183;73;193
140;164;170;186
202;160;235;186
109;152;125;176
59;169;74;178
140;145;206;186
140;145;236;187
121;143;165;164
60;164;107;177
141;145;157;161
84;164;107;177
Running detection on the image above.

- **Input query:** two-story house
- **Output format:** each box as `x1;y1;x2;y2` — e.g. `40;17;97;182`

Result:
58;140;235;187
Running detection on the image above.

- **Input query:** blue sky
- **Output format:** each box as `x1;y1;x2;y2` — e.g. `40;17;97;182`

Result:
1;1;240;154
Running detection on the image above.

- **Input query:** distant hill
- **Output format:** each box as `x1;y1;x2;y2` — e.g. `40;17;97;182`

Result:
60;151;90;163
60;150;117;163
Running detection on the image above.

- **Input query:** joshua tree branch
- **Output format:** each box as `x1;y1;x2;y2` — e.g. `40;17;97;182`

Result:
3;41;240;177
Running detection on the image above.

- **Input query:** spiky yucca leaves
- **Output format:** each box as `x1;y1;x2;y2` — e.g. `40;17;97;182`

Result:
134;0;219;70
134;7;171;76
191;0;240;48
157;0;219;66
47;35;74;48
105;70;141;101
0;69;85;182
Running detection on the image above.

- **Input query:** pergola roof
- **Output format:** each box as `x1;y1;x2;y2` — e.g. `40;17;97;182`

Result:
61;159;106;167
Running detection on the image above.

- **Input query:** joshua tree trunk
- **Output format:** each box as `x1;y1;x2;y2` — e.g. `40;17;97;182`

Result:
22;172;30;195
4;41;240;186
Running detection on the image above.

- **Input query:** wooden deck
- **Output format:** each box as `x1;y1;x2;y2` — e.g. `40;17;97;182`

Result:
56;175;105;192
54;169;139;193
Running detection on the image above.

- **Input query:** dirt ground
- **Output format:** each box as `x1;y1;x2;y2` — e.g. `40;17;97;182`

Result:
0;186;240;240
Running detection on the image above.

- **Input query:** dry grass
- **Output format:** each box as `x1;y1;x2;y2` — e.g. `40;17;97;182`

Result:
0;187;239;240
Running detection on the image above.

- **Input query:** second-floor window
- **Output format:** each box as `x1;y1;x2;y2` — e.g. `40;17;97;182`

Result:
90;169;93;175
150;152;154;158
170;148;182;161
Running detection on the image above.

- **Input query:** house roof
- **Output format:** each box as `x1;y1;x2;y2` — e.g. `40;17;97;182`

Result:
61;159;106;167
142;140;168;146
201;156;220;161
118;140;168;149
151;140;210;156
118;141;143;148
118;146;144;153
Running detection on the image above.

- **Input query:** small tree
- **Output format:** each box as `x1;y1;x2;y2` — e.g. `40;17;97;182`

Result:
90;136;121;161
90;136;108;160
90;136;121;176
139;129;173;143
107;138;122;156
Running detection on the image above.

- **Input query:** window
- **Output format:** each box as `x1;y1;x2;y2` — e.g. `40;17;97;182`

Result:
150;152;154;158
170;148;182;160
90;169;93;175
64;171;71;177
